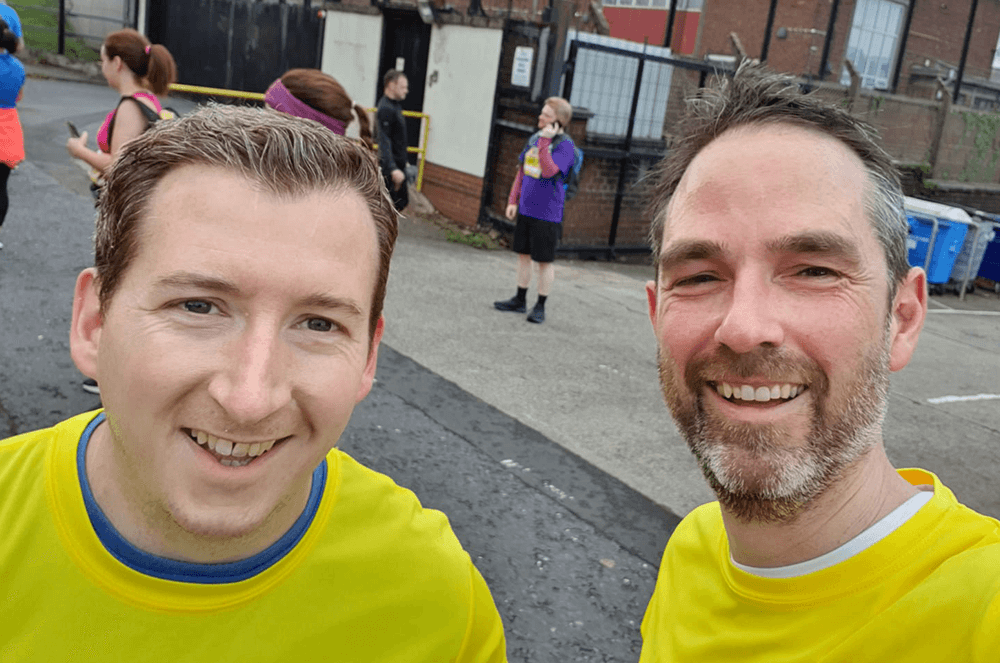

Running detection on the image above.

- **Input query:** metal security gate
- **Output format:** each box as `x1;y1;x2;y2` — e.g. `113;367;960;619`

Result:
481;24;732;258
146;0;324;93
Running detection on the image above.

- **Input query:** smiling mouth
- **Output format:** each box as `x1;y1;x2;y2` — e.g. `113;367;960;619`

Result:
185;428;287;467
709;381;808;404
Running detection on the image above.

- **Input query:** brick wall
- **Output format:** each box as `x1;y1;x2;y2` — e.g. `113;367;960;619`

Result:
694;0;1000;85
933;107;1000;183
328;0;596;29
422;161;484;226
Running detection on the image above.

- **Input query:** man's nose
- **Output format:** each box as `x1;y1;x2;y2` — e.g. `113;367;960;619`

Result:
208;324;292;425
714;275;785;354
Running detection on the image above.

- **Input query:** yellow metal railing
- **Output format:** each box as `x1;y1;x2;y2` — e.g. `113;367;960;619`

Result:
168;83;430;191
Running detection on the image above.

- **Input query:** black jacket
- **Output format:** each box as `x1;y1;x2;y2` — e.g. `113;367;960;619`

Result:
376;95;408;176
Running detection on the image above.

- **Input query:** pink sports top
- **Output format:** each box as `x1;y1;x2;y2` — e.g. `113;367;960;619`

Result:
96;92;161;153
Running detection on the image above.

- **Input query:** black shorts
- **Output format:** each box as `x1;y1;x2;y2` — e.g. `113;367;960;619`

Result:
512;213;560;263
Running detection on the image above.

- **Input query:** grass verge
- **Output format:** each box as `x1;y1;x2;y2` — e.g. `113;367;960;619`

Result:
11;0;100;61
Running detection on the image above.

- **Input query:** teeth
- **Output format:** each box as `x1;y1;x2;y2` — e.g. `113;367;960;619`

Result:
716;383;805;403
189;430;280;463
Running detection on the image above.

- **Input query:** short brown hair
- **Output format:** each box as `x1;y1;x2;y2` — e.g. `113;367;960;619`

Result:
383;69;406;89
95;105;399;340
544;97;572;126
648;61;909;298
280;68;374;150
103;29;177;96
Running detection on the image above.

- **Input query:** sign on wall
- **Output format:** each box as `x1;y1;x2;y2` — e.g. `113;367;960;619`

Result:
512;46;534;87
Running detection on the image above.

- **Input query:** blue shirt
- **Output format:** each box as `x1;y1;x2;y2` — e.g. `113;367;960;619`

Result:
0;4;22;40
0;52;23;108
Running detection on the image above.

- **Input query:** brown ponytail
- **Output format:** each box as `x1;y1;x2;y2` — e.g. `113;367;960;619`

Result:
353;102;373;150
145;44;177;96
103;29;177;96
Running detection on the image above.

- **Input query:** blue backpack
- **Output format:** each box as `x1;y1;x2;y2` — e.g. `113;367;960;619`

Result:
552;133;584;201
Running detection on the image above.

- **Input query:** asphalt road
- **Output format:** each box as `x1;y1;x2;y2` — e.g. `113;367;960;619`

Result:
0;75;675;662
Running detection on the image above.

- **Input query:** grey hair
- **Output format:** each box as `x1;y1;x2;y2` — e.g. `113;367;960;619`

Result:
648;60;910;300
95;104;398;339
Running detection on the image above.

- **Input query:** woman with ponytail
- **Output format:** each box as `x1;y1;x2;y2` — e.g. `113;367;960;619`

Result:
0;17;24;251
264;68;373;150
67;29;175;395
66;29;177;174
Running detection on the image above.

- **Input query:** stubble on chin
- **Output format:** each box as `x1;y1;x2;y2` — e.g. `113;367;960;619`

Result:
657;342;890;524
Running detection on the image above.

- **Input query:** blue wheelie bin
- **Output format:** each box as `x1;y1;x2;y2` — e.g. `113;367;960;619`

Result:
978;223;1000;292
904;197;972;294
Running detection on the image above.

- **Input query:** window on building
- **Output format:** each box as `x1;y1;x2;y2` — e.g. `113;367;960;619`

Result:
602;0;702;9
840;0;906;90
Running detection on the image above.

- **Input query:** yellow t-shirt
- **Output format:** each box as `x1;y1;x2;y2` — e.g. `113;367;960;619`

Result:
640;469;1000;662
0;411;507;662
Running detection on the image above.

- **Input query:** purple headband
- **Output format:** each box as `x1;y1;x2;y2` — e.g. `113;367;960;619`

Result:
264;79;347;136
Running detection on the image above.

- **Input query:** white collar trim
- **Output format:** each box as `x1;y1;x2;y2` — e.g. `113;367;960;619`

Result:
731;487;934;579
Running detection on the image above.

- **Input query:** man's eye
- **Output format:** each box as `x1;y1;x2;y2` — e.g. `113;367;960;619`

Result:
305;318;335;333
798;266;839;278
675;274;719;287
182;300;215;314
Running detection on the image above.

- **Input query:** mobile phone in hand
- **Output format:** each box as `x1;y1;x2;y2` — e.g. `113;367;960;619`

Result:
66;121;80;137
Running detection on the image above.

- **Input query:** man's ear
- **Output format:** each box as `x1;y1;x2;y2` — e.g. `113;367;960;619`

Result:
888;267;927;372
355;315;385;403
646;279;658;328
69;268;103;381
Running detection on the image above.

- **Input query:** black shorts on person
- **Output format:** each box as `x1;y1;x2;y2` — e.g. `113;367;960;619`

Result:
512;212;560;263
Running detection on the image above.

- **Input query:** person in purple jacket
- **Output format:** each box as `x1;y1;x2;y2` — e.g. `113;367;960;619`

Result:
493;97;575;324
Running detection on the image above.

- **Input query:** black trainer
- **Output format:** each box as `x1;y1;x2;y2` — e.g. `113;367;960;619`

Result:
526;304;545;324
494;296;526;313
82;378;100;395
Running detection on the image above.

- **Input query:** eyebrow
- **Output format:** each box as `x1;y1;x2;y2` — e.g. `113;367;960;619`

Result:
153;271;366;318
657;240;727;274
765;231;864;268
658;231;864;274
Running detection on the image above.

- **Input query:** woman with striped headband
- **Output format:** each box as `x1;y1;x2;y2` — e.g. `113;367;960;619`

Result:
264;69;373;149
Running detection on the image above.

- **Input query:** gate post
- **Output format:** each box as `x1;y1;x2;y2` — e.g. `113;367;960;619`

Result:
58;0;66;55
607;49;646;257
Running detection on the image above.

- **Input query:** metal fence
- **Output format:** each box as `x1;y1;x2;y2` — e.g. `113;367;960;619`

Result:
11;0;137;56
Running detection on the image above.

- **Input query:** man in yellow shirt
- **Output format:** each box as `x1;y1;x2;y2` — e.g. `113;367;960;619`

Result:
0;106;507;661
641;62;1000;661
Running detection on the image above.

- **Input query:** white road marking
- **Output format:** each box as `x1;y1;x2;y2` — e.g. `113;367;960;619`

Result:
927;393;1000;404
926;309;1000;316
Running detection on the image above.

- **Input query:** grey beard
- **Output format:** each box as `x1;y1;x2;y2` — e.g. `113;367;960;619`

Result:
659;334;891;525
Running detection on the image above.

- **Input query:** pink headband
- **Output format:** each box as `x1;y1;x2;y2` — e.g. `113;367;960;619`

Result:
144;45;151;55
264;79;347;136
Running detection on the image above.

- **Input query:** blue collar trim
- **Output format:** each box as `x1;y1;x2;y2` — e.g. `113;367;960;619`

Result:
76;412;326;584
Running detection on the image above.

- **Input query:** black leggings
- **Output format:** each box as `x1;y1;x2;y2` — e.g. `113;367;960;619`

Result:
0;164;9;227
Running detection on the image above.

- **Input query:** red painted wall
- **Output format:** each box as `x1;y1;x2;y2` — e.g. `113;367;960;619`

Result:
603;8;699;54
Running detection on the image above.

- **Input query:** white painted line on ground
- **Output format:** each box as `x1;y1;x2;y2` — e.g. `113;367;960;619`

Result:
928;298;954;310
926;309;1000;316
927;393;1000;404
